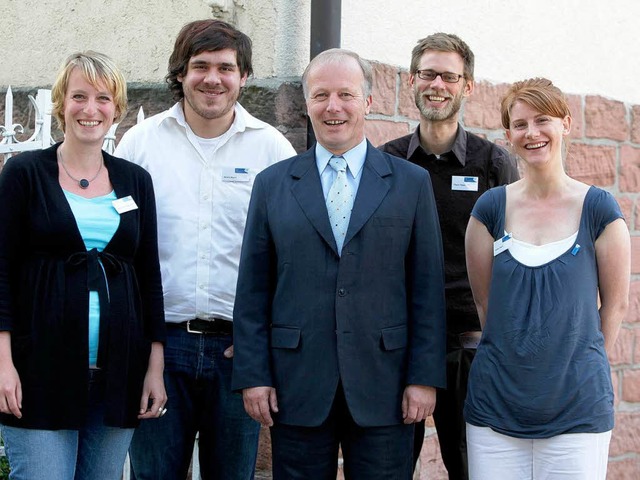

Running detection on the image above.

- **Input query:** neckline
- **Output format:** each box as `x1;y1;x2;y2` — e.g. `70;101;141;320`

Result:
499;185;593;268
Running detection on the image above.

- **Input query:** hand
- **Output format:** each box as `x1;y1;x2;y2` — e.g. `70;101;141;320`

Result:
243;386;278;426
402;385;436;424
138;342;167;420
0;362;22;419
224;344;234;358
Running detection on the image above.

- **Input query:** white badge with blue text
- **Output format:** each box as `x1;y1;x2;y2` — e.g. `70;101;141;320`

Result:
451;176;479;191
112;195;138;214
493;233;513;256
222;167;251;182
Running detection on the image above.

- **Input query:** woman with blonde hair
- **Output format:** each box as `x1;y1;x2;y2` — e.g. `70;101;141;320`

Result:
464;78;629;479
0;51;166;479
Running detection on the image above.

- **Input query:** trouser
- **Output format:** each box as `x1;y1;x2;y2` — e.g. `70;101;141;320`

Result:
466;424;611;480
129;324;260;480
1;369;134;480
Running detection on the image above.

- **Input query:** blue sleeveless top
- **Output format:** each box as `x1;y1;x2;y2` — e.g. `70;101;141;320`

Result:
464;185;622;438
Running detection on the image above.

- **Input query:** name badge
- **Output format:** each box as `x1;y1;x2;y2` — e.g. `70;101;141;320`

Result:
222;167;251;182
112;195;138;214
451;176;479;191
493;233;512;256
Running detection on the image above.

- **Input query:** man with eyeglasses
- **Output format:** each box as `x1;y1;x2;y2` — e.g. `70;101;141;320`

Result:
379;33;519;480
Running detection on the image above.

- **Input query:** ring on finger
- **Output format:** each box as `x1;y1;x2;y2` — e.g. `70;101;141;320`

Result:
159;407;167;417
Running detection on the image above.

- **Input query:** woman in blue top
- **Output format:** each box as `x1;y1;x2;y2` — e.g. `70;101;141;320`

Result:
0;52;167;479
464;78;630;479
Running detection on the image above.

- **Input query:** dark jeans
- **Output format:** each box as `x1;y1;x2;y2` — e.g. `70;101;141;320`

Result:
271;384;414;480
414;348;476;480
129;326;260;480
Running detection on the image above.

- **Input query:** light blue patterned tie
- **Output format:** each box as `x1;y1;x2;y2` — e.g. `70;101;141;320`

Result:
326;156;355;254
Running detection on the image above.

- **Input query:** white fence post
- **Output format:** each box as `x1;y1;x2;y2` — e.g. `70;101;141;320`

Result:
1;87;54;161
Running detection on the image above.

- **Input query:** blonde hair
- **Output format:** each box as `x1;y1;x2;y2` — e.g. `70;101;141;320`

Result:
501;77;570;129
51;51;127;132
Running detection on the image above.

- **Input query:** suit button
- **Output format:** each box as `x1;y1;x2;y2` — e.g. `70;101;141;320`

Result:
338;288;346;297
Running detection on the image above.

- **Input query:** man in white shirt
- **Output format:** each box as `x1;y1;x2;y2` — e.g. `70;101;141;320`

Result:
115;19;296;480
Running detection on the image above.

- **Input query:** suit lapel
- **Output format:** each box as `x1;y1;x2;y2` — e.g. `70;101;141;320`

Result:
290;149;340;255
344;143;391;248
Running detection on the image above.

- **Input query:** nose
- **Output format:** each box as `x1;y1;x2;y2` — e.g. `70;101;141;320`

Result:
430;74;447;90
204;69;221;84
326;93;341;112
83;98;98;115
525;124;539;138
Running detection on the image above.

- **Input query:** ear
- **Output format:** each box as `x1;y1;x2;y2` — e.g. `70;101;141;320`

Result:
506;129;512;143
408;73;416;88
463;79;474;97
562;115;572;136
364;94;372;115
177;73;184;83
240;72;248;88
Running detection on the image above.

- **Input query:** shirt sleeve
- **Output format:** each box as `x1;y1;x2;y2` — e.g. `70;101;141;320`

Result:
470;187;505;240
590;188;624;240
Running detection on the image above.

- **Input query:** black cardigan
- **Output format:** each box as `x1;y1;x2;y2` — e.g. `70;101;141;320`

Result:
0;144;166;429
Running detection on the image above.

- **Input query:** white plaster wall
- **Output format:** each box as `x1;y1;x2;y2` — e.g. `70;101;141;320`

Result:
1;0;213;87
2;0;639;105
341;0;640;104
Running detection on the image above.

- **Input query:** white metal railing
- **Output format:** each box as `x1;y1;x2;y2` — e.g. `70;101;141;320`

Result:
0;87;55;159
0;89;204;479
0;87;141;163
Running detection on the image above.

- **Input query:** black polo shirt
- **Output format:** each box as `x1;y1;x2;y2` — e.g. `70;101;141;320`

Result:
379;124;519;339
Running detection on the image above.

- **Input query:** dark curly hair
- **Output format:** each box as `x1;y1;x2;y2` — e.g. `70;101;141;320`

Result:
167;19;253;101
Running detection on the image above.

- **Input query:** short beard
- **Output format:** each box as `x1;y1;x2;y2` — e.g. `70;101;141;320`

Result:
415;89;464;122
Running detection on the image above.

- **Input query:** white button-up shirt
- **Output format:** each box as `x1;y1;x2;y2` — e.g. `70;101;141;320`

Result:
115;102;296;323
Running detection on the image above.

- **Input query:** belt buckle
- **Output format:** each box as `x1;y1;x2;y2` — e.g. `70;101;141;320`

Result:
186;320;204;335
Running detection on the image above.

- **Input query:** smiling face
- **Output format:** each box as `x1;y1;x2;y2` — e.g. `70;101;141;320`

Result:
305;57;372;155
179;48;247;134
410;50;473;122
63;68;117;147
506;100;571;166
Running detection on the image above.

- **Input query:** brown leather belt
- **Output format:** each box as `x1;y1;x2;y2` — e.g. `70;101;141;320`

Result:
171;318;233;335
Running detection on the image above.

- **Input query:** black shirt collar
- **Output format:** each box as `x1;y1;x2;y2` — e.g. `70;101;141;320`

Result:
407;123;468;167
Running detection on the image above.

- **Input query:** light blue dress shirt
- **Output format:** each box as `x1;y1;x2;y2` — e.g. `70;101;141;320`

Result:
315;138;367;199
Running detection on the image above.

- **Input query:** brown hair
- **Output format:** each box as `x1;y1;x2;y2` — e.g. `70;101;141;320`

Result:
501;77;571;129
51;51;127;133
167;19;253;101
410;33;474;81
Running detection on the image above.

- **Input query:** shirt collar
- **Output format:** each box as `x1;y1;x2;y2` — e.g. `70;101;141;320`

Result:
315;138;368;178
407;123;468;166
159;101;267;134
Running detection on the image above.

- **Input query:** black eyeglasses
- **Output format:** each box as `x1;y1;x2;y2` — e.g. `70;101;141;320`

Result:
415;70;464;83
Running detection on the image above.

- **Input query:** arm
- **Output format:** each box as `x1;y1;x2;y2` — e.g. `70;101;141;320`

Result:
595;218;630;353
0;332;22;418
465;216;495;329
403;173;446;419
138;341;167;419
232;174;278;424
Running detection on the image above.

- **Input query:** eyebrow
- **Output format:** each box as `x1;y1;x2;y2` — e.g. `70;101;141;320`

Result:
190;60;237;68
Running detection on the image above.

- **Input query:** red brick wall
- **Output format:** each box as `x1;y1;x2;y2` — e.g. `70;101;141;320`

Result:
364;61;640;480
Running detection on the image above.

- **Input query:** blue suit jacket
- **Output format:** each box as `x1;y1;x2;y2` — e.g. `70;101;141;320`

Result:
232;142;446;427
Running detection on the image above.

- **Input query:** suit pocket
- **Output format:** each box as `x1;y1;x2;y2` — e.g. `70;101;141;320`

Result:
380;325;408;351
271;327;301;349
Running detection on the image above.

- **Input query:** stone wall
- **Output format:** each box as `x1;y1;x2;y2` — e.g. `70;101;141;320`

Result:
2;59;639;479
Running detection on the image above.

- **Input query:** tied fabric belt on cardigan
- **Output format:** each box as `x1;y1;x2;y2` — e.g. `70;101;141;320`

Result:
66;248;125;369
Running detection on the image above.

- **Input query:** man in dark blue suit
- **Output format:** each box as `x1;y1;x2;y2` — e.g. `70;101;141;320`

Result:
232;48;446;479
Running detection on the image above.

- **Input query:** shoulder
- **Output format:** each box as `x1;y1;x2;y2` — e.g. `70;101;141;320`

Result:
104;151;153;184
1;145;56;177
378;134;413;157
585;186;624;227
465;130;510;159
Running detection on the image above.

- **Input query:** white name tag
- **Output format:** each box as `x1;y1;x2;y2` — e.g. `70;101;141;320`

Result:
493;233;513;256
222;167;251;182
451;176;479;191
112;195;138;214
